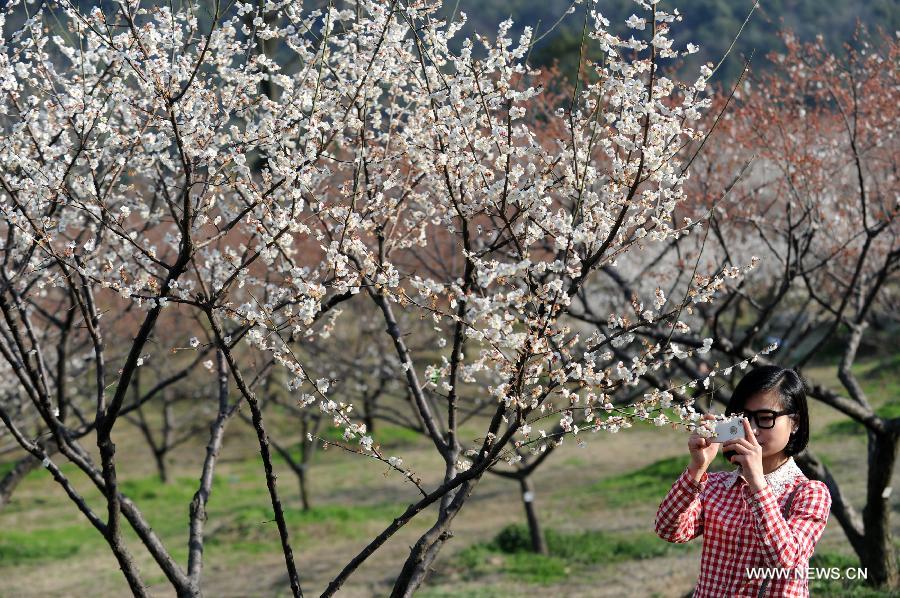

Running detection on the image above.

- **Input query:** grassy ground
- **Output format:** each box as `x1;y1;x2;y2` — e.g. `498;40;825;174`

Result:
1;356;898;596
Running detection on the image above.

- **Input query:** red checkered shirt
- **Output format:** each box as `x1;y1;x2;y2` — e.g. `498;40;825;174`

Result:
654;457;831;597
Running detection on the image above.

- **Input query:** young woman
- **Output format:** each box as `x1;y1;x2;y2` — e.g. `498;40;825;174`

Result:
655;366;832;597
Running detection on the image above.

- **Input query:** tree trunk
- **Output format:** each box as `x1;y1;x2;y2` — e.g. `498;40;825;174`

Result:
0;453;43;508
154;450;169;484
390;477;476;598
861;430;899;588
799;432;900;590
159;400;173;484
795;450;866;557
297;465;311;511
362;394;376;436
393;525;452;598
519;476;548;555
299;418;315;511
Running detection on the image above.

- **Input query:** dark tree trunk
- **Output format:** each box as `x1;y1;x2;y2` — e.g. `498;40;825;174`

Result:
519;475;548;555
390;460;479;597
795;450;866;557
0;453;43;508
391;504;460;595
362;394;376;437
154;450;169;485
797;432;900;590
861;430;899;588
297;465;310;511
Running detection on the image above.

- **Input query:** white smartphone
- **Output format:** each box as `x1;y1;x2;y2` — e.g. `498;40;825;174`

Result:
712;416;745;443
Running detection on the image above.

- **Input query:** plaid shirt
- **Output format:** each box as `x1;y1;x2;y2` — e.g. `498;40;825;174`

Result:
655;457;831;597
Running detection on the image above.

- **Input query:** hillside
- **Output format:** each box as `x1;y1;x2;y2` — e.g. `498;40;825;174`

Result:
440;0;898;82
27;1;899;84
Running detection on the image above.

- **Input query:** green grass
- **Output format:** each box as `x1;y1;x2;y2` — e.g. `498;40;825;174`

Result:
589;455;731;507
231;502;402;540
274;424;423;465
810;354;900;439
452;523;691;584
0;460;17;478
419;589;509;598
0;526;92;564
320;423;422;448
0;465;405;571
373;424;423;447
823;401;900;437
808;552;897;597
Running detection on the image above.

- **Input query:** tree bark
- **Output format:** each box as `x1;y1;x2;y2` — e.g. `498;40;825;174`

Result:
794;450;866;556
208;312;303;598
861;430;899;588
154;450;169;485
390;452;486;597
187;349;236;594
519;475;548;555
389;476;477;598
0;452;44;508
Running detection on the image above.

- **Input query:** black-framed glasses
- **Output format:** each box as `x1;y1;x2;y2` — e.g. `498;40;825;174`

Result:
741;409;794;429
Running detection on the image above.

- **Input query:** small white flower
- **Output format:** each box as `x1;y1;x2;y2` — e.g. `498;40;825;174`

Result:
696;420;716;438
190;337;200;348
625;14;646;30
654;288;666;310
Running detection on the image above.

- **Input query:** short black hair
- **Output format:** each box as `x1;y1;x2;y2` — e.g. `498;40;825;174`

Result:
724;365;810;456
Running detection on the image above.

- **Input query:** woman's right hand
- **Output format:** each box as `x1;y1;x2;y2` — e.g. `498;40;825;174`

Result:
688;414;720;475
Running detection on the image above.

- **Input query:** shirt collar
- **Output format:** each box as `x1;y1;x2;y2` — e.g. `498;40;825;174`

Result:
723;456;804;495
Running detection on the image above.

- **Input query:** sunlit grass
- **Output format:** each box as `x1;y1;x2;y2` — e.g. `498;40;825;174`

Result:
449;523;694;584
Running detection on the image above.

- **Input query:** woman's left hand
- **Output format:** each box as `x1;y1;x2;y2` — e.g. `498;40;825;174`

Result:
722;418;766;491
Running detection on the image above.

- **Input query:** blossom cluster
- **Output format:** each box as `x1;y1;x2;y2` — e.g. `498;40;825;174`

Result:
0;0;757;472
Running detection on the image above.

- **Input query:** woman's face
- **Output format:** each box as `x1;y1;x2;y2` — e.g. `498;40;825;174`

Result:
741;389;797;458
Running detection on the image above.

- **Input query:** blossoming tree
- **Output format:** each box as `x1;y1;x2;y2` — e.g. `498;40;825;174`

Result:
582;29;899;588
0;0;766;594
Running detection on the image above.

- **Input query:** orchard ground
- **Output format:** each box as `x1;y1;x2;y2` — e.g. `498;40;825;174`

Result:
1;356;898;597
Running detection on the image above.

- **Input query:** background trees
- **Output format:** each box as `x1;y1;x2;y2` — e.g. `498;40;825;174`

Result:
582;27;900;587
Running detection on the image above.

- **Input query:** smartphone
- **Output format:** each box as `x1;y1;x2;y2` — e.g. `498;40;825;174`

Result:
711;416;745;444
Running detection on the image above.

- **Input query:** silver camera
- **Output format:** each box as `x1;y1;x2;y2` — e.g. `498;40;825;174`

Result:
711;416;746;443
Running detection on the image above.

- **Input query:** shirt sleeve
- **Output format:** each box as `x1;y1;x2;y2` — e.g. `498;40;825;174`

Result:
743;479;832;568
654;467;707;543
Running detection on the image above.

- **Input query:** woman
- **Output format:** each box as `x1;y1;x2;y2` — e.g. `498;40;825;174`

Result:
655;366;832;597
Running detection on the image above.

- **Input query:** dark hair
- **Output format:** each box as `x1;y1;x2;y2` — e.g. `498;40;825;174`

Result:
724;365;810;456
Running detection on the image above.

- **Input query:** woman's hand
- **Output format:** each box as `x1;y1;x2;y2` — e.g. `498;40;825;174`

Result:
722;417;766;491
687;414;720;479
